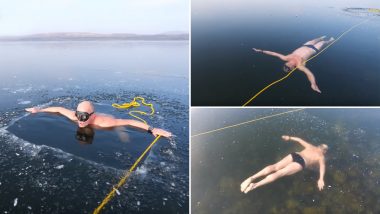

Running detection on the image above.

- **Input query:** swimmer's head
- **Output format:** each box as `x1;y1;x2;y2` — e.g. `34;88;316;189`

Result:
318;144;329;154
76;101;95;127
283;61;297;73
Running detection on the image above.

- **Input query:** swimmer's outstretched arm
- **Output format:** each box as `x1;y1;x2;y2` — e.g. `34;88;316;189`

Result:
318;157;326;191
252;48;287;61
297;65;322;93
25;107;76;121
282;135;312;148
106;118;172;138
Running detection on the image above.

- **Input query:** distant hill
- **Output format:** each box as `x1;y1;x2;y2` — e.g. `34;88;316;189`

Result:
0;32;189;41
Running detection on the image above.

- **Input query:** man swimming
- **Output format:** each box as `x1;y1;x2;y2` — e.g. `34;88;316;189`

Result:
253;36;335;93
25;101;172;138
240;135;327;193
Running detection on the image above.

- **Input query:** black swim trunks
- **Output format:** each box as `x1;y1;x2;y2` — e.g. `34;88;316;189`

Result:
291;152;306;169
302;44;319;53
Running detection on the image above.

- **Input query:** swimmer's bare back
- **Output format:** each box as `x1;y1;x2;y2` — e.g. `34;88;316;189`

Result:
252;36;335;93
290;36;334;61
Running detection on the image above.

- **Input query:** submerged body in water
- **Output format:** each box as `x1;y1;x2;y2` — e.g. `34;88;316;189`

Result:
25;100;172;138
2;94;188;213
191;108;380;213
191;0;380;106
0;40;189;213
253;36;335;93
241;135;328;193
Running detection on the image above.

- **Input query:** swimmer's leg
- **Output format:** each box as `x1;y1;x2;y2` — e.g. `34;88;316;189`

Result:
304;36;327;45
314;37;335;50
240;155;292;192
244;162;302;193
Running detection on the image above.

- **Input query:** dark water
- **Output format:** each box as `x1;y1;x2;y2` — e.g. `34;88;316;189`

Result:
0;41;189;213
191;108;380;213
7;104;155;170
191;0;380;106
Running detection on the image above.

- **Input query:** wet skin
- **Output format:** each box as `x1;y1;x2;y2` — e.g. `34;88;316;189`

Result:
240;135;327;193
253;36;335;93
25;101;172;138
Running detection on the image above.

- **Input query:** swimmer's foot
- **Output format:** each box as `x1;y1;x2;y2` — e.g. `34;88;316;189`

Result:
240;177;253;192
328;37;335;42
244;183;257;194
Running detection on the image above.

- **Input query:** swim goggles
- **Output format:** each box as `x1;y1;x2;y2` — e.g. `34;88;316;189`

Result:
75;111;94;122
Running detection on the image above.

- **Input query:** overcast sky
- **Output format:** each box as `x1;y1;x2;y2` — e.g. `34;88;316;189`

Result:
0;0;189;35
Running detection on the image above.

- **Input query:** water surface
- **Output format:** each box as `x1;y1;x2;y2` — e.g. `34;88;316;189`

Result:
192;0;380;106
0;41;189;213
191;108;380;213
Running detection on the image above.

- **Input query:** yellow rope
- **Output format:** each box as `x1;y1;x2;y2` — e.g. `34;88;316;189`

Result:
191;108;304;138
368;8;380;13
242;18;371;106
112;96;155;124
92;97;160;213
93;135;162;214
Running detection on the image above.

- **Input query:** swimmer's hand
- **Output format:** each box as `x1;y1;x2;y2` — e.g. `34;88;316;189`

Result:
317;179;324;191
152;128;172;138
311;84;322;93
25;107;40;113
282;135;290;141
252;48;263;53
